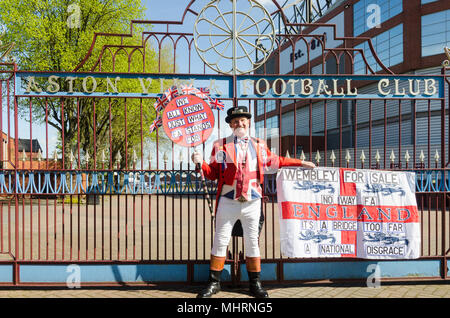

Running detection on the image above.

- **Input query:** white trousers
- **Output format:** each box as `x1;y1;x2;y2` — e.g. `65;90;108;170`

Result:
211;196;261;258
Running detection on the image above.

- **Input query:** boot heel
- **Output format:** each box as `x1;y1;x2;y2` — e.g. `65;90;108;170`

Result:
197;270;222;298
248;272;269;298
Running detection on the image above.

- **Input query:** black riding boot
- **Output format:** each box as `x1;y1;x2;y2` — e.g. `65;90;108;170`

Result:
197;270;222;298
248;272;269;298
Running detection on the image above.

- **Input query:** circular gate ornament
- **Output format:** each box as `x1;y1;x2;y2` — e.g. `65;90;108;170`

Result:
194;0;276;75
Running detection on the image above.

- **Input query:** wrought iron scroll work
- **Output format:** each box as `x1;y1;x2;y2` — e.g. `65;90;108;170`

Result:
73;1;393;76
72;0;288;73
193;0;276;75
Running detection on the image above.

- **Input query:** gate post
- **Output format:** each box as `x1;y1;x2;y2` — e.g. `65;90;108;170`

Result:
441;66;448;279
13;64;19;284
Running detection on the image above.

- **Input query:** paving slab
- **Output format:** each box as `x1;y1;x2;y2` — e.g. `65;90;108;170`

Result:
0;281;449;298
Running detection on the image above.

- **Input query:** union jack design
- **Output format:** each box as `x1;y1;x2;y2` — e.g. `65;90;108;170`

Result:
195;87;210;99
149;115;163;133
208;98;225;111
222;140;262;201
164;86;179;101
153;96;168;113
180;84;198;96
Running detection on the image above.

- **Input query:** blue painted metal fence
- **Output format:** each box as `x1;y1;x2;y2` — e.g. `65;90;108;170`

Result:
2;169;449;195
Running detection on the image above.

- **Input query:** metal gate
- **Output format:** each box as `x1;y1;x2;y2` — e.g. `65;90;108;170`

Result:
0;0;449;286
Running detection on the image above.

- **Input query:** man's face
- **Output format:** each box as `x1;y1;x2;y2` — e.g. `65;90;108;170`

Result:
229;116;250;138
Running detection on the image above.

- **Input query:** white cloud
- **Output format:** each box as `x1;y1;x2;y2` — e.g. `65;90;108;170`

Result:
257;0;277;8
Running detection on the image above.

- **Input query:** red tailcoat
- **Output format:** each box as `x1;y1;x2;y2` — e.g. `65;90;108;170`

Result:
199;136;303;213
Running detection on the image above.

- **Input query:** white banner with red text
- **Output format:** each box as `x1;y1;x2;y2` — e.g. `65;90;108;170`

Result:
277;167;420;259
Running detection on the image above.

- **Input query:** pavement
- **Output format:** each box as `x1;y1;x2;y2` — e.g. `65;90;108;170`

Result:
0;282;448;317
0;281;449;298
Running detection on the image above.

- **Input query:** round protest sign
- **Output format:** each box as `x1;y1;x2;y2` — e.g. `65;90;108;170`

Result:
162;94;215;148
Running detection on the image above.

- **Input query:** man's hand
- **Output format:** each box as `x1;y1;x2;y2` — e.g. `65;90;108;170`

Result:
301;160;316;169
191;151;203;165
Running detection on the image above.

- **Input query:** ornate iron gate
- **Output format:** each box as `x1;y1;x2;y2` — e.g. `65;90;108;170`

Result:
0;0;449;286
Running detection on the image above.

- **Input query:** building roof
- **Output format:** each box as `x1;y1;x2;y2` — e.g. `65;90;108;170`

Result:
17;139;42;153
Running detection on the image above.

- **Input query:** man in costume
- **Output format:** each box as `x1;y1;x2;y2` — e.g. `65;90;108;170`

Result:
192;106;315;298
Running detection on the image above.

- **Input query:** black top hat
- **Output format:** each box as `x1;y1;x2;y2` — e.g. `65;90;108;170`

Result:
225;106;252;123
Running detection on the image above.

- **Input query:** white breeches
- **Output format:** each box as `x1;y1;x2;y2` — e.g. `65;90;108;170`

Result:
211;196;261;258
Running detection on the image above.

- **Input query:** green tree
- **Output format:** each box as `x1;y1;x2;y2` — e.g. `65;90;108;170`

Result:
0;0;173;169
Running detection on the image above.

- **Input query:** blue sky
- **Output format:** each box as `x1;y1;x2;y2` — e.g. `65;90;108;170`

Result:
142;0;278;21
143;0;186;20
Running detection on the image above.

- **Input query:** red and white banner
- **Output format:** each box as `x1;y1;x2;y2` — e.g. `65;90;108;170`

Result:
277;167;420;259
